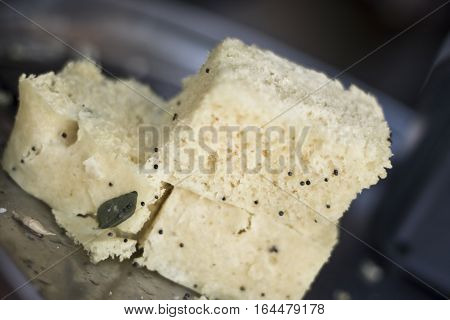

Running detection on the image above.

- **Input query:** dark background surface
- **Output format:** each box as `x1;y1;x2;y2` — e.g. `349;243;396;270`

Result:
186;0;450;107
0;0;449;299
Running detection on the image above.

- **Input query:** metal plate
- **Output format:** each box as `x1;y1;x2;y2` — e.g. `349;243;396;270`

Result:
0;168;196;300
0;0;421;299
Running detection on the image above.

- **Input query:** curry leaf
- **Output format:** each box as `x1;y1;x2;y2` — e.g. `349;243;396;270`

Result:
97;191;138;229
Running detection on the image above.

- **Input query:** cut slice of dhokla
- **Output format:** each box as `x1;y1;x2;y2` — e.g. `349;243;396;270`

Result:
2;61;172;261
137;187;338;299
148;38;392;228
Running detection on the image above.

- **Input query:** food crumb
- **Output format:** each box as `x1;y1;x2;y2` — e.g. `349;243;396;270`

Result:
12;211;55;236
360;260;384;283
333;289;351;300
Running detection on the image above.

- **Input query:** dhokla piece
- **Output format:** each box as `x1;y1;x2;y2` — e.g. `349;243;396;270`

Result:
2;61;171;261
149;38;392;226
137;188;338;299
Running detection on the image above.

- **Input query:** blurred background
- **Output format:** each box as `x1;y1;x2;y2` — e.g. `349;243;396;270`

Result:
0;0;449;299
